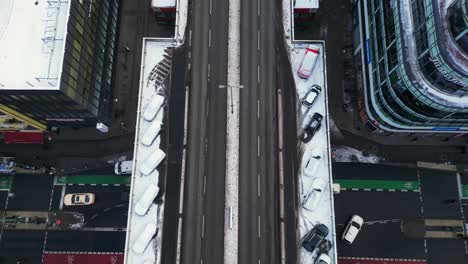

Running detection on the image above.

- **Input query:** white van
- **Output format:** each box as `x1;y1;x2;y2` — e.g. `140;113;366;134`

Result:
140;149;166;175
114;160;133;175
132;223;157;254
143;95;165;122
298;45;320;79
303;153;321;178
141;121;162;147
302;178;327;211
134;183;159;216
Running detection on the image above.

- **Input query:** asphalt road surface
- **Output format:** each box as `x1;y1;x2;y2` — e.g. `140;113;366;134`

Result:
180;0;229;263
238;0;280;263
60;185;129;228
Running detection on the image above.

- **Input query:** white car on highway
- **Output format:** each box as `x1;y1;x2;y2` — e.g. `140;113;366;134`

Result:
342;215;364;244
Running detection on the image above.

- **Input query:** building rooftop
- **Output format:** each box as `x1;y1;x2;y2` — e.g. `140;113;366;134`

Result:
294;0;319;9
152;0;177;8
0;0;69;90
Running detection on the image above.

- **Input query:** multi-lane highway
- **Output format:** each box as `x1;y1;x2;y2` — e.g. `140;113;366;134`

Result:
180;0;229;263
239;0;281;264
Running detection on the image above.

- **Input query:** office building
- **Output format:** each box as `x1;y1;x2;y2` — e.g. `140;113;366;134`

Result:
0;0;119;131
353;0;468;133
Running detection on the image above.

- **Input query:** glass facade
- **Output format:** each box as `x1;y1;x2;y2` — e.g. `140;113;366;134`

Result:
0;0;119;128
353;0;468;132
448;0;468;53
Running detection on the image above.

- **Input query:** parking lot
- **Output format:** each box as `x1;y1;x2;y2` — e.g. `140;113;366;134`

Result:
0;167;130;263
333;162;468;264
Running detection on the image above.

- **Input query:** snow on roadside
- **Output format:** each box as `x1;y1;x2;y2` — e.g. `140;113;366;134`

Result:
175;0;188;45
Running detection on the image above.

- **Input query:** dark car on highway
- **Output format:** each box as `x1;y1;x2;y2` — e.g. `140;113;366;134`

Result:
300;113;323;143
302;223;329;252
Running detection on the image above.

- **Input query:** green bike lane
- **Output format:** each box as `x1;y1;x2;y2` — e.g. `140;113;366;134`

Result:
332;163;421;192
0;175;13;190
334;179;420;192
55;175;130;186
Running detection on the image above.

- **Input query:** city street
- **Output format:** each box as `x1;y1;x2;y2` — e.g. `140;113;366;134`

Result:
333;162;468;264
238;0;281;263
179;0;229;263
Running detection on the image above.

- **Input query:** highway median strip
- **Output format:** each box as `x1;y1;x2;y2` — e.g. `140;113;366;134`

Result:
334;179;420;192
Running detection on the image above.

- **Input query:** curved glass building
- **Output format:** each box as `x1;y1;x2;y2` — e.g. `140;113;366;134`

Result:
353;0;468;133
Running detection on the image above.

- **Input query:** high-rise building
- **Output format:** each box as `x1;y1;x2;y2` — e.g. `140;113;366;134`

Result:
353;0;468;133
0;0;119;131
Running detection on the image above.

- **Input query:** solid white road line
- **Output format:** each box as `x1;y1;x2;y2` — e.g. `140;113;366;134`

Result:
257;173;261;197
258;215;261;238
59;185;66;211
257;0;260;16
257;64;260;84
209;29;212;47
257;31;260;51
203;174;207;194
202;214;205;239
257;136;260;156
257;99;260;119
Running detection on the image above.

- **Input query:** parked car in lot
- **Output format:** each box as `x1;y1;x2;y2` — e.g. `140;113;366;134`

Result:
300;113;323;143
141;121;162;147
315;253;331;264
298;45;320;79
143;94;165;122
134;183;159;216
302;223;329;252
140;149;166;176
342;215;364;244
114;160;133;175
133;223;157;254
63;193;95;206
303;152;321;178
302;178;327;211
302;84;322;108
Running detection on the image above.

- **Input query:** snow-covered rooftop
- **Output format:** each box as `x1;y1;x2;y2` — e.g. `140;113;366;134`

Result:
151;0;177;8
0;0;69;90
294;0;319;9
124;38;176;264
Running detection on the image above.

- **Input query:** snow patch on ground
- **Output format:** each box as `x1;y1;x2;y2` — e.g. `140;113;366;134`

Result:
125;39;176;264
331;145;384;164
175;0;188;45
